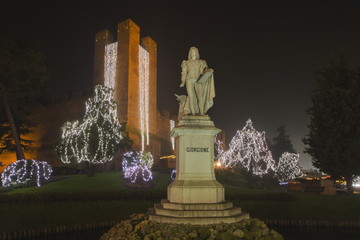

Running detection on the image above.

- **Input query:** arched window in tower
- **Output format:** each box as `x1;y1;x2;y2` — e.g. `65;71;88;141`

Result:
139;45;150;150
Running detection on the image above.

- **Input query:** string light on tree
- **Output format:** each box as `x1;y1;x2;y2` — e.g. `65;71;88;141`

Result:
170;169;176;181
1;159;52;187
122;151;153;183
219;119;275;176
56;85;123;166
214;135;225;161
353;176;360;187
275;152;302;183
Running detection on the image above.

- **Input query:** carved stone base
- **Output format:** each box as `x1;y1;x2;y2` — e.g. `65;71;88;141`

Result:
168;115;223;204
148;115;250;225
167;180;224;204
148;199;249;225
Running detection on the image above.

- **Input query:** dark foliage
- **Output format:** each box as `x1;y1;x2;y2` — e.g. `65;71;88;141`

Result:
0;38;48;159
303;50;360;194
269;125;297;163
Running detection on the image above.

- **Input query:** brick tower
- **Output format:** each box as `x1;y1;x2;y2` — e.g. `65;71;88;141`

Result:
93;18;163;158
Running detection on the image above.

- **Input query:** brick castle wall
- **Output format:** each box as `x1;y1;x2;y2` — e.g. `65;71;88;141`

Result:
0;19;174;172
93;18;173;163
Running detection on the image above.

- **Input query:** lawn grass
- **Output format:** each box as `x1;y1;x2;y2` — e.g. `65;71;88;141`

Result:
234;193;360;221
1;170;172;194
0;171;169;233
1;170;360;233
1;200;154;232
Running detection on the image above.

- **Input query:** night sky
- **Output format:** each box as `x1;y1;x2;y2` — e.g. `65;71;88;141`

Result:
3;0;360;168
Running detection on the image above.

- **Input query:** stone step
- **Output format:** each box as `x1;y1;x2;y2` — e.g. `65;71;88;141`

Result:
148;208;250;225
154;204;242;218
160;199;233;210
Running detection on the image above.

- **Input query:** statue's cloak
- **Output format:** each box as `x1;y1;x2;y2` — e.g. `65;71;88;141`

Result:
197;69;215;114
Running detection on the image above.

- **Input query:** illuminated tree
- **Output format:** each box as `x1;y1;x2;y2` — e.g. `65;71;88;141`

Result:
1;159;52;187
56;85;124;176
122;150;153;183
214;135;225;162
303;51;360;194
219;119;275;177
275;152;302;183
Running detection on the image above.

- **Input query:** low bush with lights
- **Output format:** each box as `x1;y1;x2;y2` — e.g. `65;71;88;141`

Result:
122;151;153;183
1;159;52;188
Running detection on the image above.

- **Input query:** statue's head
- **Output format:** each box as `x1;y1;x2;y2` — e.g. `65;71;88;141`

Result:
188;47;200;60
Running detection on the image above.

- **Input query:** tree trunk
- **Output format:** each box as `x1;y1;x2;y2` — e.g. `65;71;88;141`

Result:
85;162;95;177
345;175;354;194
2;97;25;160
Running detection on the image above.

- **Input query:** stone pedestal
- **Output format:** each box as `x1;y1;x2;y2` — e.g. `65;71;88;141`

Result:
149;115;249;224
167;115;224;203
148;200;249;225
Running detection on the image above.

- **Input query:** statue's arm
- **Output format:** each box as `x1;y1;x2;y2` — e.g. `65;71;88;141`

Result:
200;60;209;75
180;60;187;87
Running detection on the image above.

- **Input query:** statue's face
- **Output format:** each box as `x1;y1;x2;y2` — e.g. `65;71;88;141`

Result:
189;47;198;60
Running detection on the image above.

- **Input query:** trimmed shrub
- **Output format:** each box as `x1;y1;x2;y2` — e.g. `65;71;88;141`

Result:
1;159;52;188
100;214;284;240
122;151;153;183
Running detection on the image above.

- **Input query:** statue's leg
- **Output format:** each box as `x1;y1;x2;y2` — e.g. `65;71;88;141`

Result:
195;83;204;115
186;81;196;114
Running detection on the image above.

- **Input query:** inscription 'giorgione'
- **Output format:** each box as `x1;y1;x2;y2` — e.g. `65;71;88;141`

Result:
186;147;209;152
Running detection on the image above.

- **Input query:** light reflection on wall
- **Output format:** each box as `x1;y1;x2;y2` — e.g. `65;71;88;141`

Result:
104;42;117;90
139;46;150;150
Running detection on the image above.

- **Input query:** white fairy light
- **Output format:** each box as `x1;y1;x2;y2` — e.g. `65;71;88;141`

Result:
56;85;123;164
1;159;52;187
275;152;302;183
170;169;176;181
104;42;117;90
170;120;175;150
219;119;275;176
353;176;360;187
214;136;225;160
122;151;153;183
139;46;150;150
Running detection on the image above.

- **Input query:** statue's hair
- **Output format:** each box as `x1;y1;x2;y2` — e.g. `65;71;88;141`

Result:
188;47;200;60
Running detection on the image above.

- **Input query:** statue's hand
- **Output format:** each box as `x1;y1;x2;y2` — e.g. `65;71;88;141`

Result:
203;68;213;74
180;82;185;87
